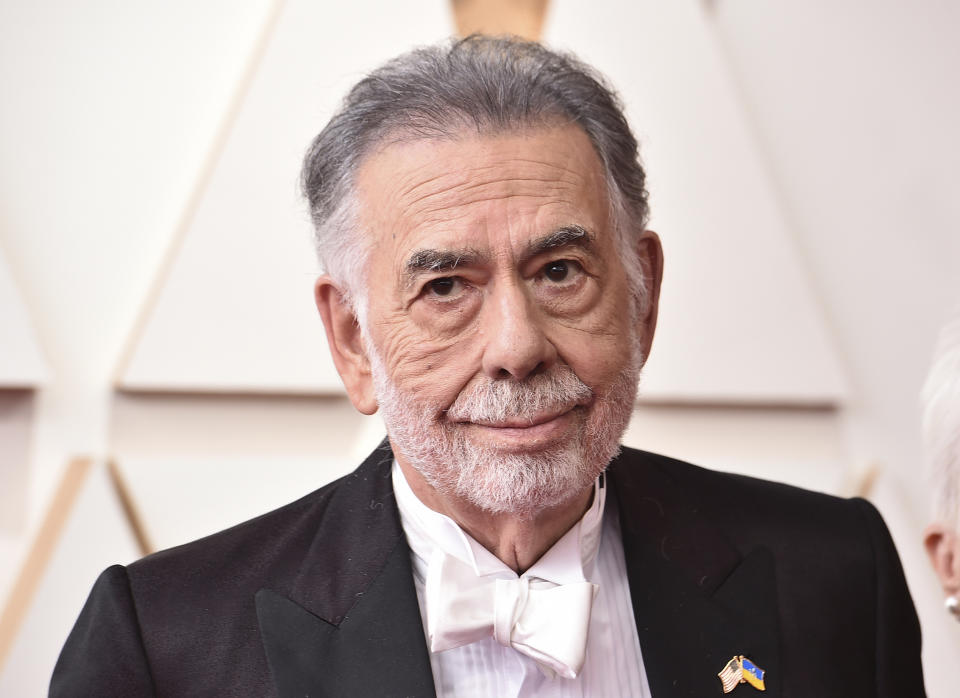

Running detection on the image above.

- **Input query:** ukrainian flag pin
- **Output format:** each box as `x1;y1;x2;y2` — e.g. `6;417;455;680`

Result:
717;655;766;693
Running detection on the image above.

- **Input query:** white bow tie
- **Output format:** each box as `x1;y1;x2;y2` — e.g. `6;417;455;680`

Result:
425;548;598;679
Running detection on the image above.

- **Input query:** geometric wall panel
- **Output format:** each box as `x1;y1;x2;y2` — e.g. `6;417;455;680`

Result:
451;0;550;40
545;0;848;404
118;0;453;393
0;248;47;387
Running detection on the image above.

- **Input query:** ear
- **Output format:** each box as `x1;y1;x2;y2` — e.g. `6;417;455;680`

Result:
314;276;378;415
634;229;664;363
924;523;960;596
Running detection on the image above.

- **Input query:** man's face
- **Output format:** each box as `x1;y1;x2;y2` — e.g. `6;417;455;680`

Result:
351;124;657;516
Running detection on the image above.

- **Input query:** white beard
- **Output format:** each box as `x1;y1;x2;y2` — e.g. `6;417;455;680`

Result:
368;344;642;518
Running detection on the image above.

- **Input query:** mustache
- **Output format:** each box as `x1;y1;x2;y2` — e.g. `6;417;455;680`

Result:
445;365;593;423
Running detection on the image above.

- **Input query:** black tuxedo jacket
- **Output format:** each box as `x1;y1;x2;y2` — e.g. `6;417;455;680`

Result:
51;446;924;697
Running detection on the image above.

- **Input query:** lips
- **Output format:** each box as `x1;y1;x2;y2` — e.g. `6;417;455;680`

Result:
446;391;593;426
464;407;577;429
448;404;589;453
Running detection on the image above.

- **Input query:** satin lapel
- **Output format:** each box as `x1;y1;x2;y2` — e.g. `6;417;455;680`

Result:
609;452;781;697
256;444;436;698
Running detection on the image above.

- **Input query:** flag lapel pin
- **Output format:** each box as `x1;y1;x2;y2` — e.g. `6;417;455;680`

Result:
718;655;766;693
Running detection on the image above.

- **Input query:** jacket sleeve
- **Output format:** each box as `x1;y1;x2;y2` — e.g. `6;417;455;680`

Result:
852;497;926;697
50;565;155;697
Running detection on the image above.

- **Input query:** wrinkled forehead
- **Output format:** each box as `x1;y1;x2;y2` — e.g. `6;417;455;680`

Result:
352;124;613;265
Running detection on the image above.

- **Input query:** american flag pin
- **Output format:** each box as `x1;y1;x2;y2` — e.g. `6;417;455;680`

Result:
718;655;766;693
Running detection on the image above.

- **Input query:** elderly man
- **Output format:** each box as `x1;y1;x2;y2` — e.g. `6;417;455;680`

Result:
53;37;923;697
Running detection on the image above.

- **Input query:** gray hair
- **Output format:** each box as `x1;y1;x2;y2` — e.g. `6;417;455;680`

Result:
301;36;650;320
923;310;960;530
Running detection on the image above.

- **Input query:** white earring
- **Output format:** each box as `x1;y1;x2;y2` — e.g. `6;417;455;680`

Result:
946;596;960;621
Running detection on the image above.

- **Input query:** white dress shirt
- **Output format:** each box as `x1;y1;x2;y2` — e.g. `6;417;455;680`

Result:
393;463;651;698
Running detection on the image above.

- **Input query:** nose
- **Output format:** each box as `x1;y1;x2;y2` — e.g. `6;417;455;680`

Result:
480;282;557;380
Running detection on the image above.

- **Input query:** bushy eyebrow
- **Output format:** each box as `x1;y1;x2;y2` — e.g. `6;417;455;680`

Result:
401;224;595;290
526;225;594;257
403;248;485;289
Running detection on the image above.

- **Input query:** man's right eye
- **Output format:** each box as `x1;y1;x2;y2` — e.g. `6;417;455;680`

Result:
425;277;463;298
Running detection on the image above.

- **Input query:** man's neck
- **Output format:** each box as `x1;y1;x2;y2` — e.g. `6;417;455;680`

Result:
396;458;594;574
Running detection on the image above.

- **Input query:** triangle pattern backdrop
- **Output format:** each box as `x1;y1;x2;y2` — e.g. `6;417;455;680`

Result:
120;0;846;404
545;0;846;403
0;247;47;387
119;0;454;393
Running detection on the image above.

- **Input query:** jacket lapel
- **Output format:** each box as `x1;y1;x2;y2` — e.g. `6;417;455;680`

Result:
609;452;781;697
255;444;436;698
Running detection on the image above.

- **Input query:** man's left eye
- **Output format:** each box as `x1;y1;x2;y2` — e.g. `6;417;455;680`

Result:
543;260;579;283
